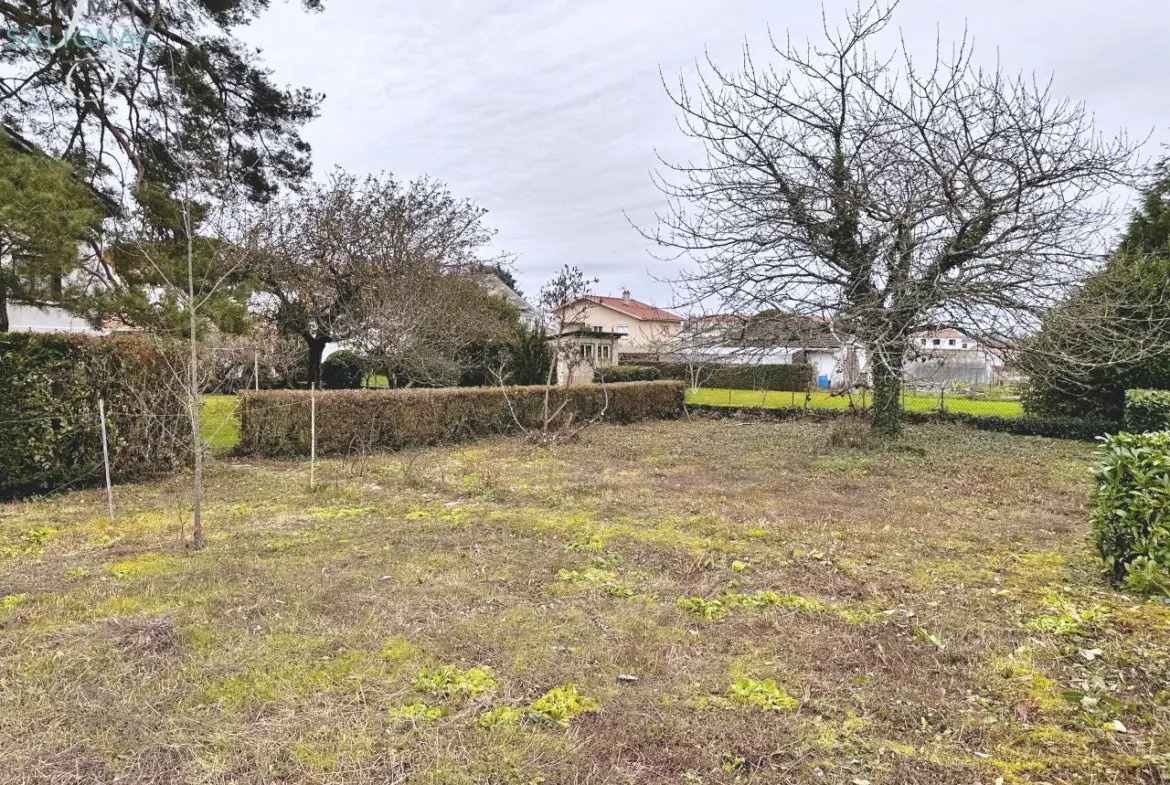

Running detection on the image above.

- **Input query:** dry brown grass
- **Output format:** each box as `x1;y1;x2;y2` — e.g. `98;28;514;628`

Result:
1;419;1168;784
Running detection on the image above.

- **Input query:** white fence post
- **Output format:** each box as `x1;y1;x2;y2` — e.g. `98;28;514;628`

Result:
98;398;114;520
310;383;317;490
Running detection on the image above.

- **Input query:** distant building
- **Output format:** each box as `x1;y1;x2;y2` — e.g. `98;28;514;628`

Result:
477;271;537;327
551;290;683;355
549;324;623;385
680;313;866;389
907;329;1007;387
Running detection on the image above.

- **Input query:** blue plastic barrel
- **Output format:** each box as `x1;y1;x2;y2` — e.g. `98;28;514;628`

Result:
817;375;830;389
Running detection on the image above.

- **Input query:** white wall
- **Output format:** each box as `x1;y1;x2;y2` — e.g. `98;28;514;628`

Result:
5;303;102;334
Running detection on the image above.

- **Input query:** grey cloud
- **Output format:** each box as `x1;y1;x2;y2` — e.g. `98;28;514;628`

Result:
242;0;1169;308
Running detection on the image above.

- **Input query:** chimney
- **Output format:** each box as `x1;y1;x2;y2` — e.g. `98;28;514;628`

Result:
621;289;632;305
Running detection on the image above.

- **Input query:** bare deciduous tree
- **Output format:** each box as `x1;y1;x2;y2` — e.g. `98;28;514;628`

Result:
239;170;500;386
646;1;1138;435
349;261;514;387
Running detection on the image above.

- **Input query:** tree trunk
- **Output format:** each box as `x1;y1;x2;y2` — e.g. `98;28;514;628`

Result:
870;341;905;438
306;335;327;389
0;275;9;333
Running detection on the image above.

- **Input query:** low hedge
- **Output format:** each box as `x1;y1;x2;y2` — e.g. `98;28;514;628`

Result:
686;404;1112;441
631;361;815;391
936;412;1115;442
594;365;662;383
1125;389;1170;433
1090;430;1170;595
0;332;191;499
238;381;685;457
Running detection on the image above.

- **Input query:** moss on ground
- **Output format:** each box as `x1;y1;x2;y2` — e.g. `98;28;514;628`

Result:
1;420;1167;783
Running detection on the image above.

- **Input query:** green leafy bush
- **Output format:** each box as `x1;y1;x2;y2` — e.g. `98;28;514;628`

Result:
633;361;815;391
593;365;661;383
238;381;686;457
0;332;191;499
1125;389;1170;433
321;350;365;389
1090;431;1170;595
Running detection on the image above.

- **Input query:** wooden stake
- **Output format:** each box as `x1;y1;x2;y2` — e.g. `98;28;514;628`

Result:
254;351;260;391
98;398;114;520
310;383;317;490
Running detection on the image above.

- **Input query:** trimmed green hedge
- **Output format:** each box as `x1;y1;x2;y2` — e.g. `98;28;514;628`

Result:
1125;389;1170;433
1091;430;1170;595
594;365;662;383
0;332;192;499
937;413;1114;442
238;381;686;457
631;361;816;392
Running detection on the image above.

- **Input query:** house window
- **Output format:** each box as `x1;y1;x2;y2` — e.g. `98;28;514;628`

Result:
948;339;956;346
615;324;629;334
962;342;968;349
600;345;611;361
591;325;604;332
580;344;594;359
933;339;941;346
920;338;927;346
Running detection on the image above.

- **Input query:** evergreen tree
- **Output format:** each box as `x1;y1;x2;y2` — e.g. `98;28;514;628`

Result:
1021;158;1170;420
0;130;104;331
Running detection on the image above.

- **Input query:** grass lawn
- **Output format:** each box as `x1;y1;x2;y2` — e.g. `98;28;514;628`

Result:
201;394;240;456
687;387;1025;417
2;420;1167;783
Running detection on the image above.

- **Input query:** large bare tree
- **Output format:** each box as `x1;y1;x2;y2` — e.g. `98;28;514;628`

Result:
647;1;1138;435
239;170;500;385
349;261;515;388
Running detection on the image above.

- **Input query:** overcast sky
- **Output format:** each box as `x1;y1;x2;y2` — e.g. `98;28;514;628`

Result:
241;0;1169;308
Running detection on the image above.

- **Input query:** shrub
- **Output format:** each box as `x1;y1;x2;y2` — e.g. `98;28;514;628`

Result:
1125;389;1170;433
632;361;815;391
1090;431;1170;595
238;381;685;457
826;416;875;449
321;350;365;389
0;332;191;499
593;365;661;383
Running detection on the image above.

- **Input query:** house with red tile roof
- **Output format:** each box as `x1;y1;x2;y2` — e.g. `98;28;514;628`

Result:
552;290;683;355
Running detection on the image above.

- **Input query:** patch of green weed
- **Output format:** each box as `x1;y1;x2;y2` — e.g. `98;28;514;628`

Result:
414;665;497;699
728;678;799;712
676;596;729;620
388;702;444;721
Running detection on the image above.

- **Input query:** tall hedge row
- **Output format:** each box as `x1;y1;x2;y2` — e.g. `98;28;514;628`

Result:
1125;389;1170;433
629;361;816;391
0;332;192;499
237;381;685;457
